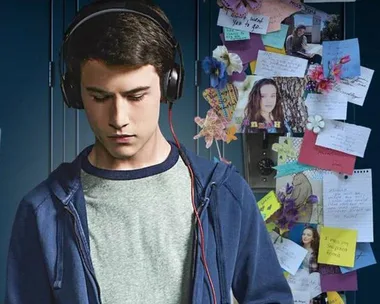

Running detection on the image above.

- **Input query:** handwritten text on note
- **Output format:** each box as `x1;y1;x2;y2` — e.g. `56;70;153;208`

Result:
332;66;374;106
323;170;373;242
318;226;357;267
305;92;348;120
315;120;371;158
217;9;269;35
223;27;250;41
255;50;308;77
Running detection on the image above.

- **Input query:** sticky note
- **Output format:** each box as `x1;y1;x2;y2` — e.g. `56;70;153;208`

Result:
223;27;250;41
273;161;315;178
327;292;344;304
257;190;281;221
340;243;377;273
261;24;289;49
318;226;357;267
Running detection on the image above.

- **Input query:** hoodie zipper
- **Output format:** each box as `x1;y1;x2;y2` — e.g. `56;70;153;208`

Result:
64;205;102;304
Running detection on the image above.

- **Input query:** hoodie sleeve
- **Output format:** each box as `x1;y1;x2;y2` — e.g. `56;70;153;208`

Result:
5;200;53;304
231;179;294;304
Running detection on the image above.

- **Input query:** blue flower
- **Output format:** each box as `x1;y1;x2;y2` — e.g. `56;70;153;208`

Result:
201;56;228;90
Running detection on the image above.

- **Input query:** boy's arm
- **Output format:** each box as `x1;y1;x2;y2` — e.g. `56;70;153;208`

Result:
232;180;294;304
5;200;53;304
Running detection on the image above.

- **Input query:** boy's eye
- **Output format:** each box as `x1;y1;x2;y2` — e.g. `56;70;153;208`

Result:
128;94;145;102
92;95;109;102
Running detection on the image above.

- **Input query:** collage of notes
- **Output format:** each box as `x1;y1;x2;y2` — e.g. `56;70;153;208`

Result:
195;1;375;303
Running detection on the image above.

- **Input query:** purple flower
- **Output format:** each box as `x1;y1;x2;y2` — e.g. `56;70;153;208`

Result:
202;56;228;90
307;194;319;204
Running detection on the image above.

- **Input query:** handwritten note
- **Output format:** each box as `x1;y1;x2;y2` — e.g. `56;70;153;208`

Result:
261;24;289;49
270;231;308;275
305;92;348;120
293;291;310;304
323;170;373;242
257;190;281;220
273;161;315;178
287;268;322;300
315;120;371;158
298;130;356;175
249;46;285;73
327;292;344;304
223;27;250;41
202;84;238;120
217;9;269;35
340;243;376;273
255;50;308;77
332;66;374;106
318;226;357;267
322;38;361;78
255;0;300;32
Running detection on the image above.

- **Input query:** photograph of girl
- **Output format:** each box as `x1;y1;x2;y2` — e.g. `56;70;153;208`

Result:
239;78;291;134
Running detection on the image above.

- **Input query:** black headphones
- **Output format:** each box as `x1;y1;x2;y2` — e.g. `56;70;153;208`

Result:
60;0;184;109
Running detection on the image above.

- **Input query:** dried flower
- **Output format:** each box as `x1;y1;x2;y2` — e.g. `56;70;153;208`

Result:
202;56;228;90
220;0;262;16
212;45;243;76
306;115;325;134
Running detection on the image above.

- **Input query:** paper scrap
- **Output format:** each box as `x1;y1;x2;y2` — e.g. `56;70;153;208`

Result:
249;46;285;73
323;170;373;242
340;243;376;273
319;265;358;292
305;92;348;120
270;231;308;275
223;27;250;41
292;291;310;304
298;130;356;175
315;120;371;158
322;38;361;78
327;292;344;304
332;66;374;106
284;0;330;20
255;0;300;32
217;9;269;35
255;50;308;77
257;190;281;220
273;161;315;178
261;24;289;49
220;32;265;64
287;268;322;300
318;226;357;267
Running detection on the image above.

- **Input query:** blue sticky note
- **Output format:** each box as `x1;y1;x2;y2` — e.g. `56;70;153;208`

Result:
322;38;361;78
261;24;289;49
340;243;377;274
273;161;315;178
223;27;250;41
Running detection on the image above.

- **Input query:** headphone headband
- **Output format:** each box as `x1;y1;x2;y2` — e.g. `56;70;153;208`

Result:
60;0;184;108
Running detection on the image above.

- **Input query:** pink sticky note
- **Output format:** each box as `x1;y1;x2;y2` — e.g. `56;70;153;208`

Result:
220;33;265;64
298;130;356;175
255;0;300;32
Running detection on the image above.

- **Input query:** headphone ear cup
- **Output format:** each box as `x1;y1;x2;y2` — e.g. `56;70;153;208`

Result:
60;72;84;109
162;63;183;103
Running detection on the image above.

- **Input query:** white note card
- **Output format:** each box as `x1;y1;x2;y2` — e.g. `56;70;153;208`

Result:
217;9;269;35
287;268;322;301
316;120;371;157
293;291;310;304
323;170;373;242
305;92;348;120
332;66;374;106
255;50;308;77
269;231;308;275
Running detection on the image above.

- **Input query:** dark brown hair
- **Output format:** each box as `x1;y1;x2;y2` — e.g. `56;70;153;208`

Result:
243;78;285;125
301;226;320;256
65;0;175;81
291;24;306;51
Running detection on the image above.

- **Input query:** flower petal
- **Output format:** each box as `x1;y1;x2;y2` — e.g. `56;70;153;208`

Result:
318;120;325;128
313;126;321;134
307;116;315;124
306;122;313;130
315;115;323;122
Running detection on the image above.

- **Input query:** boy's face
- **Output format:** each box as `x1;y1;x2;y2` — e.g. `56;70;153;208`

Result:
80;60;162;168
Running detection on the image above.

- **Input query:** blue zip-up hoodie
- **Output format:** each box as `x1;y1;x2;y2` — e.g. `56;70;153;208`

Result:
5;143;293;304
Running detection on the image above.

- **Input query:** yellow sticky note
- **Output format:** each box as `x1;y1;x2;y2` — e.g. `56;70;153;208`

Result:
327;292;344;304
318;226;357;267
257;190;281;221
250;46;286;74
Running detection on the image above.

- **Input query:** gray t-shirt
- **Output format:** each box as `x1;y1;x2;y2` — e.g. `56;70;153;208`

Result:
81;143;194;304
